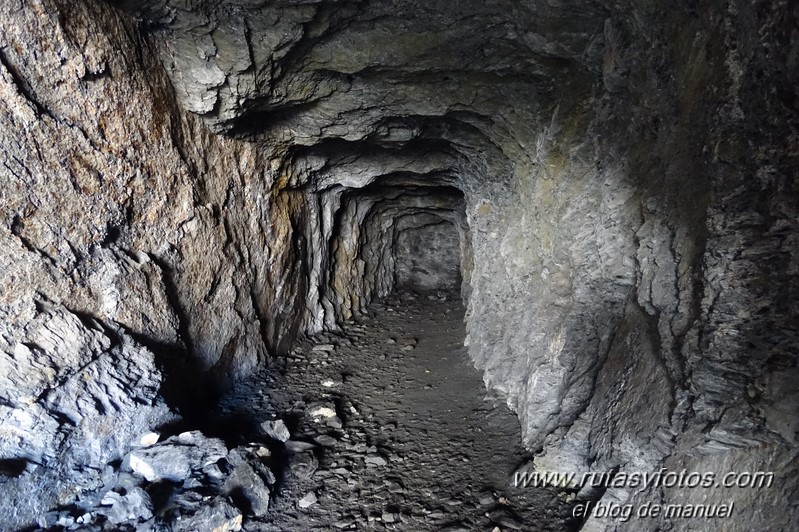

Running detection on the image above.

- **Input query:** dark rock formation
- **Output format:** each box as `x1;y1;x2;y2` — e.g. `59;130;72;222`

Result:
1;0;797;530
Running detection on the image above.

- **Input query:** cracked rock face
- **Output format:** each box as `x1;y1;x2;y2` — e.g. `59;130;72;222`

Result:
395;218;462;293
0;303;176;527
1;0;798;530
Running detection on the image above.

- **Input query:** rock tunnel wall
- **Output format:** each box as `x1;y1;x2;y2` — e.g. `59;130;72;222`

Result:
0;1;300;522
1;0;797;529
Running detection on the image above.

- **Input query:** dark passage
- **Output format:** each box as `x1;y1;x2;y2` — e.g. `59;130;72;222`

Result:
394;219;462;294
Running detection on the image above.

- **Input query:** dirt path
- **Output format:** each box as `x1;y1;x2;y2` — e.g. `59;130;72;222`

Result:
219;294;576;531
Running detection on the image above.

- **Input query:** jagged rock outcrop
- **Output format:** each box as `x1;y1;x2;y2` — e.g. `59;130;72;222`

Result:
1;1;284;527
1;0;797;530
0;303;176;527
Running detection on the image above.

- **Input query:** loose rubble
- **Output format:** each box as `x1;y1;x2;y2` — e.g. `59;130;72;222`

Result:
30;429;276;531
17;295;572;531
217;294;576;531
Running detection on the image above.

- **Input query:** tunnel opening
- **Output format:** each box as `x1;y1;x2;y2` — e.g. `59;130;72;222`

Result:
393;216;462;296
340;181;469;309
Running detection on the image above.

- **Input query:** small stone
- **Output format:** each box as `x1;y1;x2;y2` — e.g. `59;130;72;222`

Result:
185;477;206;490
299;492;318;509
365;455;387;467
100;487;153;524
309;405;337;419
285;440;317;453
139;432;160;446
202;462;227;481
128;431;227;482
401;345;414;351
37;512;61;528
255;446;271;458
312;344;335;352
315;434;337;447
224;462;271;516
174;498;242;532
54;514;75;527
558;490;576;502
478;490;496;505
260;419;291;442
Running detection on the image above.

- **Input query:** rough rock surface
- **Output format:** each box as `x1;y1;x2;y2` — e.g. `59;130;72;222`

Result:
1;0;797;529
395;220;462;293
0;303;176;528
128;430;228;482
27;428;276;531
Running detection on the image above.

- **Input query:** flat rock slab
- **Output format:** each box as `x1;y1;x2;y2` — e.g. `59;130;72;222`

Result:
129;430;227;482
259;419;291;442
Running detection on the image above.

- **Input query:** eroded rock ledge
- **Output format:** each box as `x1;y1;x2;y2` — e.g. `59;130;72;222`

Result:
1;0;797;530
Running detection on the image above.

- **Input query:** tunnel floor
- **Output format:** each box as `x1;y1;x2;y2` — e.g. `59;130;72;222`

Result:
218;293;577;531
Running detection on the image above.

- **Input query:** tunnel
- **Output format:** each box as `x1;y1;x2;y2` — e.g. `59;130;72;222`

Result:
0;0;797;531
